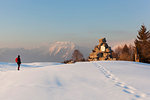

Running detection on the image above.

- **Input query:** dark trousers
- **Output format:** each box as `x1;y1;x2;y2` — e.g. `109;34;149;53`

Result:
17;63;20;70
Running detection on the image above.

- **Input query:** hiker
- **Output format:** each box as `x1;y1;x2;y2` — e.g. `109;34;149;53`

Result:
15;55;21;71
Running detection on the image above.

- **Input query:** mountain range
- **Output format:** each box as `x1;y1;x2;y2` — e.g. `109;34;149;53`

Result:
0;41;90;63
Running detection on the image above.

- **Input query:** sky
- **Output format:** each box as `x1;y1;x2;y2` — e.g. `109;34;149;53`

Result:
0;0;150;48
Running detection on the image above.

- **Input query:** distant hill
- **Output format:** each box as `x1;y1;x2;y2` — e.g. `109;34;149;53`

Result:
0;41;90;63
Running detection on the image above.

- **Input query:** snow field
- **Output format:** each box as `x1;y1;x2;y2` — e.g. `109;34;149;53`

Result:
0;61;150;100
93;62;150;100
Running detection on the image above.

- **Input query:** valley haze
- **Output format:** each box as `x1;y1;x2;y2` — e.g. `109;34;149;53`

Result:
0;41;91;63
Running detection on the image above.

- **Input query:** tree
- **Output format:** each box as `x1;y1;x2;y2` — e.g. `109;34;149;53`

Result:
134;25;150;63
114;46;122;60
128;45;135;61
137;25;150;42
114;44;134;61
122;44;129;54
72;49;84;62
119;44;131;61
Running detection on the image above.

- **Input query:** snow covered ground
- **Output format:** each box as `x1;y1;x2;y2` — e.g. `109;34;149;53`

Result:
0;61;150;100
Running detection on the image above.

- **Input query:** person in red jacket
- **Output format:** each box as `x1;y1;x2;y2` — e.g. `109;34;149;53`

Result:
15;55;21;71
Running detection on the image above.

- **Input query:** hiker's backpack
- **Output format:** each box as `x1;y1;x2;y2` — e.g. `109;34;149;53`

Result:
15;58;18;63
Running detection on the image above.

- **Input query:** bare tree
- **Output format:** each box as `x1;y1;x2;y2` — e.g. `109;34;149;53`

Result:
72;50;84;62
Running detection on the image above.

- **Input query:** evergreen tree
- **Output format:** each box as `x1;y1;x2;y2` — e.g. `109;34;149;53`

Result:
119;44;131;61
137;25;150;42
134;25;150;63
122;44;129;54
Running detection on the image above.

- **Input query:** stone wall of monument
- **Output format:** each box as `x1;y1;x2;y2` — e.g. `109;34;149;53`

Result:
88;38;115;61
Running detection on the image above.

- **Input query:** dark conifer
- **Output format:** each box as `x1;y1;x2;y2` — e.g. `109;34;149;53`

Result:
134;25;150;63
122;44;129;54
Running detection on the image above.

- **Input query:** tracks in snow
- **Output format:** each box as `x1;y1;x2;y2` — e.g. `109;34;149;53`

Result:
93;62;148;100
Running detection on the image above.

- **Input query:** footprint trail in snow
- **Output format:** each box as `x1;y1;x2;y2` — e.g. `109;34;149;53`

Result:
93;62;148;100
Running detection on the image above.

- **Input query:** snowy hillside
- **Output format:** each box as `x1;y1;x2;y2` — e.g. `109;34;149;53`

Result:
0;61;150;100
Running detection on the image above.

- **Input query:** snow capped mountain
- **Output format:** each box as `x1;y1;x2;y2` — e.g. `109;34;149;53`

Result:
49;41;76;60
0;41;79;62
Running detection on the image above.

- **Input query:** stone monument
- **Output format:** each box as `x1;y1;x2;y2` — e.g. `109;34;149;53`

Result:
88;38;114;61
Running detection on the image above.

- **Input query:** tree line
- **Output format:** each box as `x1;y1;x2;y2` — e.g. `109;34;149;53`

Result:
64;25;150;64
113;25;150;63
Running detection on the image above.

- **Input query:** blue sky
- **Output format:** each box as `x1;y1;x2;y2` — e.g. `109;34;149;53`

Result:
0;0;150;48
